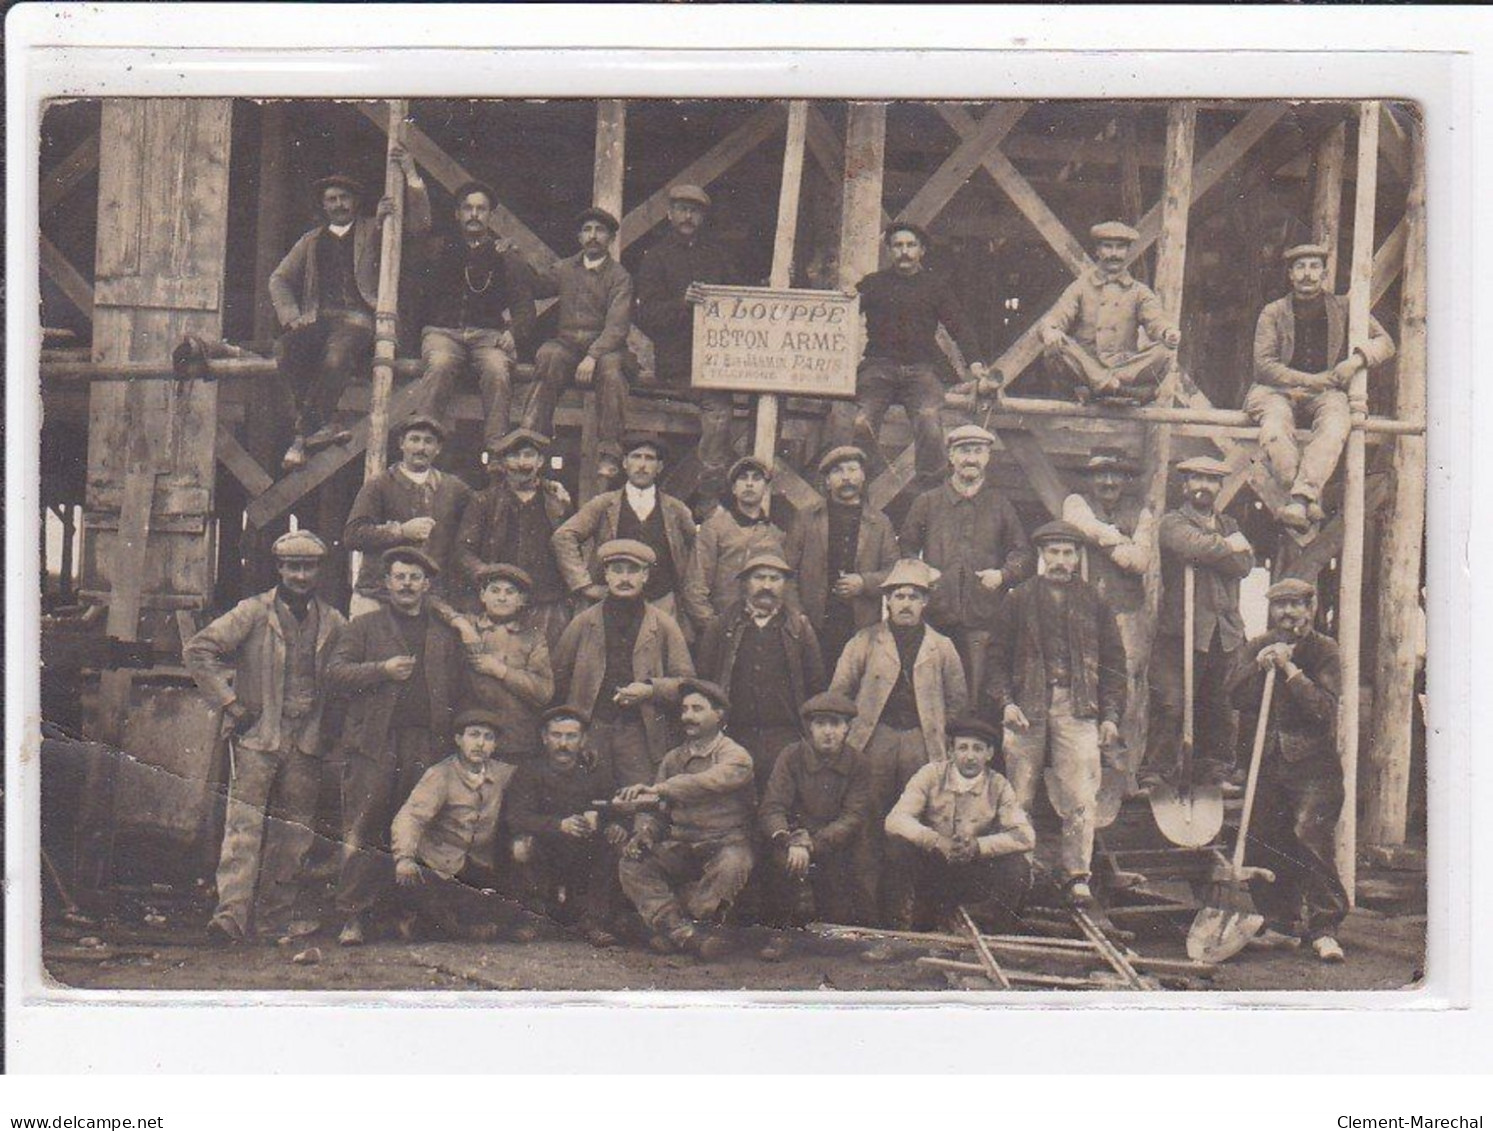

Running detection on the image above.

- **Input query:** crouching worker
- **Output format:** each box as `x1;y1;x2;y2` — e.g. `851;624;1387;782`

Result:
617;680;755;959
391;710;531;943
884;716;1034;934
756;692;870;954
506;706;628;948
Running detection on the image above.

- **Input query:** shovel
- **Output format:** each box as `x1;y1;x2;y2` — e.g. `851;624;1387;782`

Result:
1149;564;1224;847
1186;666;1278;963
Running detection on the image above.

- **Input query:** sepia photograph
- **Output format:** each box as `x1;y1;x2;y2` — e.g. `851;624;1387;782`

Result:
32;89;1429;1000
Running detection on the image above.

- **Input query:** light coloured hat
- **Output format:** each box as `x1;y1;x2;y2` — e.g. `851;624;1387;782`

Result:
1265;578;1317;601
272;531;328;560
1091;220;1139;242
880;558;941;592
1283;242;1329;264
597;538;657;568
669;184;712;208
817;445;868;476
945;423;996;449
1175;456;1232;479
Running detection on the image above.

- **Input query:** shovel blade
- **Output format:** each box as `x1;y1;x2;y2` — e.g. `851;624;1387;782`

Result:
1148;782;1225;847
1096;767;1127;828
1187;907;1265;964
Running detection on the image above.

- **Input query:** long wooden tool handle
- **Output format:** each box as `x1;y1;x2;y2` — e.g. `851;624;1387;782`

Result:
958;906;1012;990
1232;666;1277;871
1182;563;1196;758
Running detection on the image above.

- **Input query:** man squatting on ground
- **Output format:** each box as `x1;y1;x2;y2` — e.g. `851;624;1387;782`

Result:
1228;578;1348;964
269;149;431;471
1039;220;1179;405
184;531;346;945
1247;242;1397;532
986;521;1127;907
830;558;968;926
617;679;756;959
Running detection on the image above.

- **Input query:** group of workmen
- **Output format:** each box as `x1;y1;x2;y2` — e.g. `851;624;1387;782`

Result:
182;151;1396;967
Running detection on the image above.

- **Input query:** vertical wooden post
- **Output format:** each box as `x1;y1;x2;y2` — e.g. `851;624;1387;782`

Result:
1364;118;1426;848
252;103;290;343
838;102;887;291
1335;101;1381;900
581;99;628;502
1311;121;1347;289
1133;103;1197;764
753;100;809;468
362;99;409;484
1118;111;1146;284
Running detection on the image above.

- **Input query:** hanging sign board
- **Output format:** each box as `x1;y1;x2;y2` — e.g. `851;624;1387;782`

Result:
690;284;860;399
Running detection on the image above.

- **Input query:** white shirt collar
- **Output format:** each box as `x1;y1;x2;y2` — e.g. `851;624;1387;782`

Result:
399;465;434;487
624;482;657;518
749;607;779;629
948;767;987;794
582;254;608;271
328;222;354;238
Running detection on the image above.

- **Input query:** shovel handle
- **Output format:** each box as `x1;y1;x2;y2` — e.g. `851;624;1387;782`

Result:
1182;565;1196;757
1231;667;1277;871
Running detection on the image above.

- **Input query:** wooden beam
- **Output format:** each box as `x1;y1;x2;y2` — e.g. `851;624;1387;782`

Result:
1365;117;1426;848
900;103;1027;229
838;102;888;289
1335;101;1381;903
805;104;845;187
994;427;1068;517
1378;102;1412;183
755;102;809;471
1371;217;1408;308
41;130;101;217
40;233;95;322
252;103;290;341
1311;122;1347;288
868;444;915;512
215;424;274;497
363;100;409;486
579;99;629;504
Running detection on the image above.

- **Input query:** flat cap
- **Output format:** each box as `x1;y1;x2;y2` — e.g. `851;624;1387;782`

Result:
800;691;858;721
392;413;448;441
597;538;656;568
488;427;550;458
474;562;534;591
669;184;712;208
946;423;997;449
453;179;498;207
1084;445;1139;474
817;445;868;476
272;530;328;560
1265;578;1318;601
1283;242;1329;264
884;221;930;247
313;173;364;197
728;455;773;483
621;433;668;461
1175;455;1232;479
541;704;592;728
737;552;794;580
1090;220;1139;242
576;206;620;234
881;558;941;592
454;708;503;734
1031;520;1086;547
381;546;441;577
946;715;1002;745
678;678;731;713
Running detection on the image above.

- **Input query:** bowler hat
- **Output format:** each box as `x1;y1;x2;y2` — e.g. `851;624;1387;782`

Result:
381;546;441;577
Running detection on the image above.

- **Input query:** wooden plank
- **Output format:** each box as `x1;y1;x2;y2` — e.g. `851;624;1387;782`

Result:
804;104;845;186
364;100;409;485
580;99;629;503
900;103;1027;229
1378;102;1412;183
838;102;888;288
1365;116;1426;848
94;275;220;311
1371;217;1407;308
214;423;274;498
754;102;809;469
252;103;290;340
868;444;915;512
40;234;95;322
1335;101;1381;903
994;428;1068;517
1311;121;1347;288
41;130;101;217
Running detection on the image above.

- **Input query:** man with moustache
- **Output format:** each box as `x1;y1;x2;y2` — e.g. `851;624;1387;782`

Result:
269;148;431;470
986;521;1127;906
327;547;468;946
900;424;1035;700
525;207;634;476
1141;457;1255;793
343;415;472;615
830;559;968;925
616;679;755;958
1248;243;1397;530
1226;579;1348;964
787;446;900;667
454;428;572;649
683;456;792;636
412;180;537;450
552;435;696;620
696;552;827;794
184;531;346;945
633;185;743;497
846;223;989;488
551;539;695;788
1039;220;1180;404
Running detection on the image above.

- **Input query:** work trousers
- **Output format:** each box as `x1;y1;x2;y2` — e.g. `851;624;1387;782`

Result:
395;861;512;937
887;842;1033;933
618;838;755;937
759;841;858;928
211;738;321;939
511;835;623;930
275;315;374;436
654;343;738;495
1246;756;1349;942
849;359;947;485
945;625;991;711
1002;686;1103;880
852;723;932;926
336;727;439;918
1144;631;1239;784
524;340;629;459
1043;335;1172;403
1244;385;1351;504
729;722;801;799
421;326;516;451
589;717;654;789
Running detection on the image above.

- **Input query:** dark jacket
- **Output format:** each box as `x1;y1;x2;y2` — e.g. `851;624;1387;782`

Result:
1252;292;1396;391
343;466;473;598
325;605;467;761
786;498;901;634
632;232;742;377
1226;629;1340;765
856;265;984;367
506;750;622;841
758;738;871;854
695;602;827;723
533;253;633;358
413;234;537;350
454;480;570;595
551;487;696;597
1157;505;1254;649
985;577;1127;726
